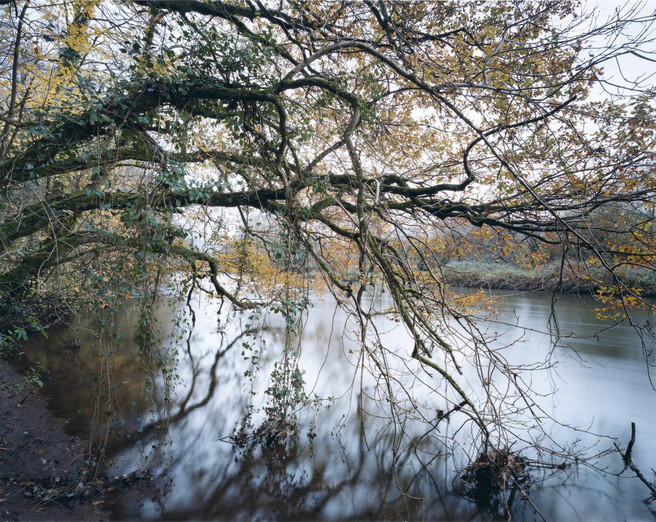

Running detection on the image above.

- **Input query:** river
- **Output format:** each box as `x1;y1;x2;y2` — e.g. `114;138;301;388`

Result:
19;290;656;520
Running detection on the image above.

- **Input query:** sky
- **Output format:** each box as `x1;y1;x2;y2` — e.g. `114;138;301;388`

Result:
579;0;656;96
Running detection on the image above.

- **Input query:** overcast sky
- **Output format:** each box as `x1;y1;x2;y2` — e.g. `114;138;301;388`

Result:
579;0;656;96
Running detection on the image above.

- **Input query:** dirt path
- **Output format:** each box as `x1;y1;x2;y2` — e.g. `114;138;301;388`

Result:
0;357;108;521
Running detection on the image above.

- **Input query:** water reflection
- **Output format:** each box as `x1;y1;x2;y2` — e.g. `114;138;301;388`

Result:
18;291;656;520
18;300;173;439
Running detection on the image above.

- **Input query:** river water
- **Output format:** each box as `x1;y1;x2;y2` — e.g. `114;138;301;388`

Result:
19;290;656;520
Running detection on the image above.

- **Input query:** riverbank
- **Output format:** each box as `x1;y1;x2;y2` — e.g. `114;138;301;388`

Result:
0;356;107;521
442;261;656;296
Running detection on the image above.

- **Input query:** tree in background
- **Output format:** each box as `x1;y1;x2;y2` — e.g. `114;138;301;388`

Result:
1;0;655;499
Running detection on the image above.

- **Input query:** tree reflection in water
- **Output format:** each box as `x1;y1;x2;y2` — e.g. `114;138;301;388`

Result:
109;407;469;520
18;293;656;520
92;299;480;520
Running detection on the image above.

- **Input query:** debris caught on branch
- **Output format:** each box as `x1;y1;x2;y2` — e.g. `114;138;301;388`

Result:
458;447;532;517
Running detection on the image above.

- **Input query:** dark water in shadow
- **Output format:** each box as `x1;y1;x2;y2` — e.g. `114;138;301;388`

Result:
18;291;656;520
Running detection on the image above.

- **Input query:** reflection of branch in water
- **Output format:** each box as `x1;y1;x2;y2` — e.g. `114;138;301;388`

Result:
172;327;260;423
116;327;259;443
111;387;492;520
160;424;369;520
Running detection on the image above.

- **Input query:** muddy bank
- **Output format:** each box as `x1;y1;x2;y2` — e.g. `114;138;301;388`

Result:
0;357;108;521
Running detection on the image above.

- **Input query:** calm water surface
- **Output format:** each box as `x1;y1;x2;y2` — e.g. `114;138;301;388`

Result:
19;290;656;520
